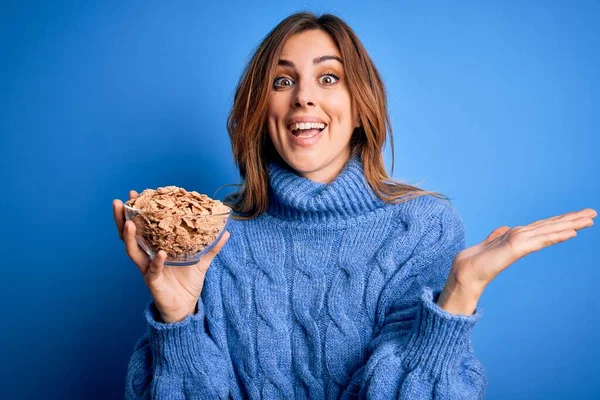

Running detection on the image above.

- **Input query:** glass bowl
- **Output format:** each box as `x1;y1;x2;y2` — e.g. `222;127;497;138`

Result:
123;202;232;266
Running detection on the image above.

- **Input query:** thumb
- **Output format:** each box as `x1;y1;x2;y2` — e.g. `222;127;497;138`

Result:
485;226;511;243
194;231;230;275
145;250;166;285
213;231;230;252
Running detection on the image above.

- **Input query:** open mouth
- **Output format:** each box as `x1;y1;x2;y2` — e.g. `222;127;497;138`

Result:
288;123;327;137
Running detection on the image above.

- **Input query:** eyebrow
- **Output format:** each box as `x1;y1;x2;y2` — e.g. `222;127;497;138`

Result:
277;55;343;69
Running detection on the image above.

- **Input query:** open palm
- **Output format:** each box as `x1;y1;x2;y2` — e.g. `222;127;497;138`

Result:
453;208;596;294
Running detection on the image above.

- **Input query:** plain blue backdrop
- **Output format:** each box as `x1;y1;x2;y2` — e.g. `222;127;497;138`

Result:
1;1;598;399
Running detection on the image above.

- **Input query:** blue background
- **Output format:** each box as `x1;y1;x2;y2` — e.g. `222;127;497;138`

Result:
1;1;598;399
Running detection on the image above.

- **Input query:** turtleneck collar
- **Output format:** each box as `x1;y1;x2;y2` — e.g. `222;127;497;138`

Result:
266;154;386;223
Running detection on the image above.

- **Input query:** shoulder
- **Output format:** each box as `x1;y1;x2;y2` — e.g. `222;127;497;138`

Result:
391;194;465;251
393;194;463;226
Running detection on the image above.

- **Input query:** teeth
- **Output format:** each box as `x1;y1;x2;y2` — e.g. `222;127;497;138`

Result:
288;122;326;131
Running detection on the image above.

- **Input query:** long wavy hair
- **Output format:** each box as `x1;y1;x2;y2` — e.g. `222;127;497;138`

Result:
218;11;449;221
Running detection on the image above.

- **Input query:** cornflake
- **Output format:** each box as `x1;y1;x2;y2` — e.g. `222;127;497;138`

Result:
125;186;230;258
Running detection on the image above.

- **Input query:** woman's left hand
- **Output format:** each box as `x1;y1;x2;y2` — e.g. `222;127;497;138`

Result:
438;208;597;315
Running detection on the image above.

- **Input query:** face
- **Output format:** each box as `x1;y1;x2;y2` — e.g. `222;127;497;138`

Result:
267;29;360;184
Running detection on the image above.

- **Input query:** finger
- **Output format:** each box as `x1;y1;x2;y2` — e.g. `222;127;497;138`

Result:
145;250;166;286
113;199;129;241
123;220;151;275
194;231;230;274
509;221;584;260
528;208;597;228
530;216;594;237
478;226;577;271
114;191;141;241
521;228;578;255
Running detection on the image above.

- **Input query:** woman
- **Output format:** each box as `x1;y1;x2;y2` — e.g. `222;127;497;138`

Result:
114;12;596;399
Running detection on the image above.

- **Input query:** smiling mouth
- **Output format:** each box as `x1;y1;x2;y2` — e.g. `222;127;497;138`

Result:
289;125;327;136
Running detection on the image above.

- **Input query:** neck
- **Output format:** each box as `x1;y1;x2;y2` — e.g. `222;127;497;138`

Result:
295;149;352;184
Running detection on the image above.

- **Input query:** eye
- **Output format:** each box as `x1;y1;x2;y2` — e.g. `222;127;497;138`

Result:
273;76;293;89
319;72;340;86
272;72;341;89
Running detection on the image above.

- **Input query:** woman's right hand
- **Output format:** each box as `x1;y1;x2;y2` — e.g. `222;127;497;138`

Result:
113;190;230;323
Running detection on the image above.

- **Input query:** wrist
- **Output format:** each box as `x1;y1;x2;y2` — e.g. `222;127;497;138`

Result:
437;272;482;316
158;302;199;324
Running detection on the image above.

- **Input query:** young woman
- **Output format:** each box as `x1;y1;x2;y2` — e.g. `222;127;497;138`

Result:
114;11;596;399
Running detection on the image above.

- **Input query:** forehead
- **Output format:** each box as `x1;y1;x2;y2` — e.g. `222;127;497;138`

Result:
279;29;341;60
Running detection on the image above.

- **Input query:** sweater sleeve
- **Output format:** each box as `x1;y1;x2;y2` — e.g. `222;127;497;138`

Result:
124;298;231;400
340;205;487;400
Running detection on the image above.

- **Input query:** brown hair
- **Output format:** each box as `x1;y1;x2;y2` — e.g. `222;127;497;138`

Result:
218;11;450;221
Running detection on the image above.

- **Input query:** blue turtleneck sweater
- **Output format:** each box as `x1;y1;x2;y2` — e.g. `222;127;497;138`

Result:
124;154;486;399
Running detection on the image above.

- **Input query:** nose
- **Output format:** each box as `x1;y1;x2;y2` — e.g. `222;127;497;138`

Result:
292;80;316;108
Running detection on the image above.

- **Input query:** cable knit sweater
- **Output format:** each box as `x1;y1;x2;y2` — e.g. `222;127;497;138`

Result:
124;154;487;399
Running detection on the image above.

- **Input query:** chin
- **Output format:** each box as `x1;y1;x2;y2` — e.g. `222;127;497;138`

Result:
284;153;323;172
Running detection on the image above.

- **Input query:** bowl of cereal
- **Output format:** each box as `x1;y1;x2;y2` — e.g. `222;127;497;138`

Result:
123;186;232;266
